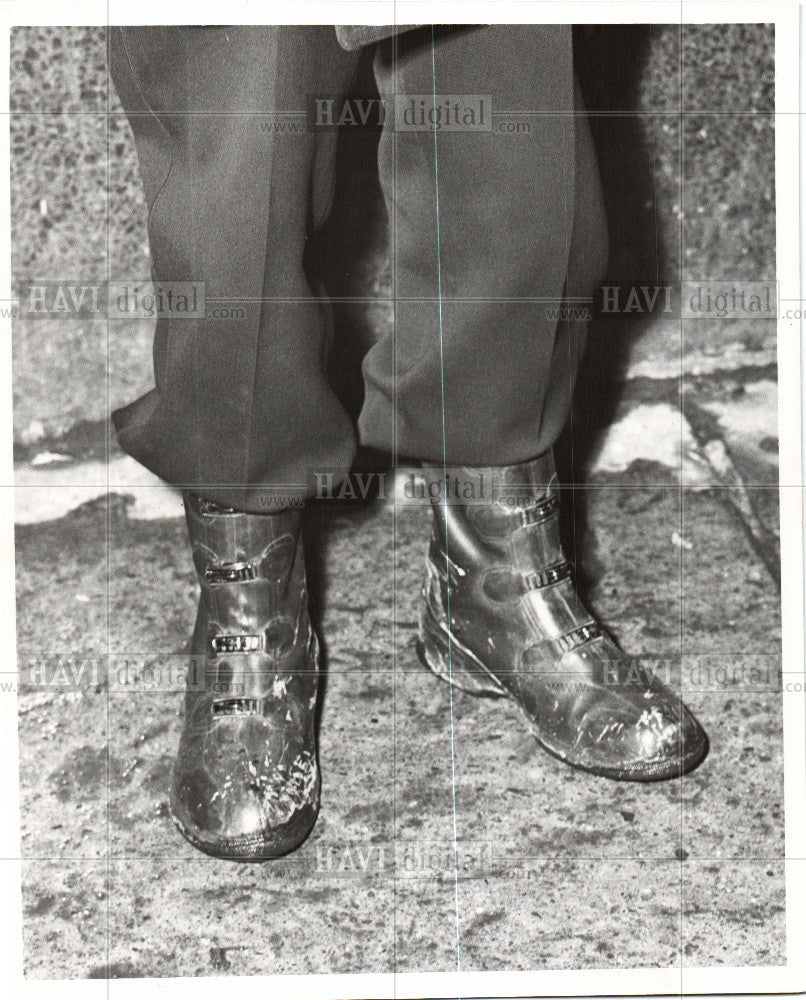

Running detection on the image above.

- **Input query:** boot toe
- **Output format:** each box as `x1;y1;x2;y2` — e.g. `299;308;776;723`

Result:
170;793;319;861
567;696;709;780
169;744;320;860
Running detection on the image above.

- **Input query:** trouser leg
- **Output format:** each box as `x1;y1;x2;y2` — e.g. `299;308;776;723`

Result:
360;25;608;463
109;26;361;511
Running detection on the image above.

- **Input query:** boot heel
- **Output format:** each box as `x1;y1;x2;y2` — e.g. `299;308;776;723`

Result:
417;600;507;699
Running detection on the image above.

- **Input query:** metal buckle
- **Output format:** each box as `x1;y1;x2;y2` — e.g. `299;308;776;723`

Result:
204;561;257;584
556;622;603;653
516;493;560;528
212;697;261;717
523;561;571;590
197;499;240;516
211;634;262;654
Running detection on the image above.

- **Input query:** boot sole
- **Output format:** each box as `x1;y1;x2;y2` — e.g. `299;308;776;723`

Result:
416;602;708;782
169;802;318;862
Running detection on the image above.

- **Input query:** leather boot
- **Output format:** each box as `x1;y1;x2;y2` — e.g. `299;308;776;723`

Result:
170;495;319;860
416;454;709;780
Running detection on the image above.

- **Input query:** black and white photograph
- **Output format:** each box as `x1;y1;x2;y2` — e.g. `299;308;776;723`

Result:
2;1;804;996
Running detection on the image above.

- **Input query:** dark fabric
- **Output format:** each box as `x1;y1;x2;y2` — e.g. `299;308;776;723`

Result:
359;26;607;465
335;24;422;50
109;26;360;511
109;25;607;513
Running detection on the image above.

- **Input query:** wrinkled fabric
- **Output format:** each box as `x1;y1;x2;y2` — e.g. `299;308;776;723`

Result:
109;26;607;512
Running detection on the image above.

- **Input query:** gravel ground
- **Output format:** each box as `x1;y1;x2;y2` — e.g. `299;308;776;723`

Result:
16;474;784;978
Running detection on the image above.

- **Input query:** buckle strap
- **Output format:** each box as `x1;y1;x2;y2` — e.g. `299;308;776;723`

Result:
212;634;263;654
196;498;240;516
523;560;571;590
556;621;603;653
511;493;560;529
204;561;257;584
211;697;261;717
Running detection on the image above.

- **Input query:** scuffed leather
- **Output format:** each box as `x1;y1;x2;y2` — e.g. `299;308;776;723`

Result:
417;455;709;781
170;496;319;860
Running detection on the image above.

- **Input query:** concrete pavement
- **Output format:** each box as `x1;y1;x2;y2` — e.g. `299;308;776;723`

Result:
16;462;784;977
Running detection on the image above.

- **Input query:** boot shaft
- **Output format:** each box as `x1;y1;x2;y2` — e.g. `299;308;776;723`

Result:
184;494;306;629
420;453;566;573
183;494;311;673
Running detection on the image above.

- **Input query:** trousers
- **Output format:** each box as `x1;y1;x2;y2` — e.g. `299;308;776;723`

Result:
109;25;608;512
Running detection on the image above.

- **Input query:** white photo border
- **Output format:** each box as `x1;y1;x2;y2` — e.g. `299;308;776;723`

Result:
0;2;801;998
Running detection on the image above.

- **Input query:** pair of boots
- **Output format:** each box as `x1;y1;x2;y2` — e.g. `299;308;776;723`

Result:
171;453;708;861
